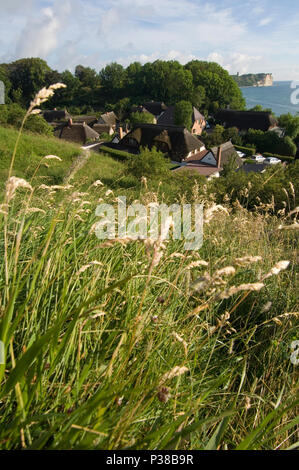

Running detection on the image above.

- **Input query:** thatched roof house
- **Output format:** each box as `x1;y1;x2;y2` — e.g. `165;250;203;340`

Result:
54;122;99;145
142;101;168;117
173;141;242;178
118;123;206;162
43;109;72;123
73;115;98;127
98;111;117;127
158;106;206;135
215;110;277;132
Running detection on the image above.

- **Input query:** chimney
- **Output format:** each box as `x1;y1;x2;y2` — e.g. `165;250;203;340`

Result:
217;146;222;168
68;117;73;126
119;126;124;140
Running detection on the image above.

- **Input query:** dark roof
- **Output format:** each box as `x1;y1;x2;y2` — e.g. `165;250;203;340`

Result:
157;106;175;125
54;122;99;144
119;123;205;161
131;106;153;115
73;115;97;126
237;163;268;174
211;141;243;168
143;101;168;116
216;110;277;131
98;111;117;127
43;109;71;123
184;141;242;168
157;106;205;126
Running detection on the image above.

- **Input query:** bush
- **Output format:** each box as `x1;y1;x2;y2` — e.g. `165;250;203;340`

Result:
0;103;53;136
130;111;155;125
100;145;133;161
244;129;297;157
263;152;295;162
234;145;256;156
126;147;170;180
174;101;193;130
211;160;299;212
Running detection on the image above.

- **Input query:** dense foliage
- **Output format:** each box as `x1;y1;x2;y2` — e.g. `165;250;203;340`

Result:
0;58;246;114
0;103;53;136
130;111;156;125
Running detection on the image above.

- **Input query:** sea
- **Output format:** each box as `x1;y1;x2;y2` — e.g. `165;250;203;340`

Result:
241;81;299;117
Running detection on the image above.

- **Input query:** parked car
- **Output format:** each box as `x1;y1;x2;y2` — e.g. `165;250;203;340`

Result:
236;151;246;158
264;157;282;165
251;154;265;163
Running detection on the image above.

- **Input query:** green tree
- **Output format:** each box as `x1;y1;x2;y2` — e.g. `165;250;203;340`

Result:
7;58;51;106
75;65;100;88
167;68;194;103
130;111;155;125
126;147;170;180
223;127;243;146
185;60;245;111
99;63;127;101
192;85;206;109
201;125;225;147
278;113;299;139
174;101;193;130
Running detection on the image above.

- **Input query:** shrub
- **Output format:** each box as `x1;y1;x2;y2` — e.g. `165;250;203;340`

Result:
130;111;155;125
174;101;193;130
126;146;170;180
0;103;53;135
234;145;256;157
100;145;133;161
263;152;295;162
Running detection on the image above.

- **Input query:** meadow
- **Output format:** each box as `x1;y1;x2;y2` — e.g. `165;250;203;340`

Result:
0;97;298;449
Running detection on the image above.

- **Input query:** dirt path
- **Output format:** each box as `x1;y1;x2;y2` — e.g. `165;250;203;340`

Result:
63;148;91;184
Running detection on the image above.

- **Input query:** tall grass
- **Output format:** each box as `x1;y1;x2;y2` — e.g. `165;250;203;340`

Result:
0;87;298;450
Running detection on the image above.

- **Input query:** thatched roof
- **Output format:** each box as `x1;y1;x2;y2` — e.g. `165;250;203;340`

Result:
185;141;243;170
55;123;99;144
157;106;205;126
211;141;243;167
237;163;268;174
74;115;98;127
143;101;168;116
93;124;113;134
119;123;205;161
131;106;153;115
216;110;277;131
98;111;117;127
43;109;71;123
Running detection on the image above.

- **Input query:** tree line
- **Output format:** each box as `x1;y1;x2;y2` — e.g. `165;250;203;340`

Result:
0;57;245;116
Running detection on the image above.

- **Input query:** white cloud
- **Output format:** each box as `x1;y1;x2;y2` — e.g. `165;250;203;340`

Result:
15;1;71;58
207;51;262;75
0;0;298;80
258;16;273;26
0;0;35;14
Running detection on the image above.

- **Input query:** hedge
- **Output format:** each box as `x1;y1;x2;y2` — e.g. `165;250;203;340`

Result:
263;152;295;163
99;145;133;161
234;145;256;156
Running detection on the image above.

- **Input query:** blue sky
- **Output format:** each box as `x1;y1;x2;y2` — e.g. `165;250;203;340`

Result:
0;0;298;79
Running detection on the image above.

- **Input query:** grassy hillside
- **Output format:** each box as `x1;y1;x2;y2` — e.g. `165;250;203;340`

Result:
0;125;298;450
0;126;125;191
